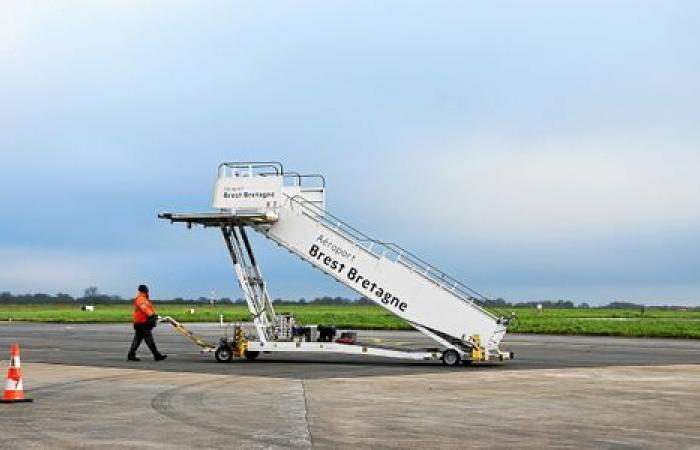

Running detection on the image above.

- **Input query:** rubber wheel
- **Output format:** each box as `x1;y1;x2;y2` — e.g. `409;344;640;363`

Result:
244;350;260;361
215;345;233;363
441;349;461;366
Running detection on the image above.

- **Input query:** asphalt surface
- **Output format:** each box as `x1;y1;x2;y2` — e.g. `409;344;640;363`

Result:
1;322;700;377
2;323;700;449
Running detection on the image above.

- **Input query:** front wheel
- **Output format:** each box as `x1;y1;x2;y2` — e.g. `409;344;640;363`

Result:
441;349;461;366
215;345;233;363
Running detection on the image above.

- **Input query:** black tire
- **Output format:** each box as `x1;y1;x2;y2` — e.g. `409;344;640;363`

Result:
215;345;233;363
244;350;260;361
441;349;461;366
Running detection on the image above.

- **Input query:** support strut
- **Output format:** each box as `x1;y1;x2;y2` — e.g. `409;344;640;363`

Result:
220;225;277;342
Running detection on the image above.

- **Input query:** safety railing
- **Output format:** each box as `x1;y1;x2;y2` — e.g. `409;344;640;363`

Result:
282;194;500;320
218;161;284;176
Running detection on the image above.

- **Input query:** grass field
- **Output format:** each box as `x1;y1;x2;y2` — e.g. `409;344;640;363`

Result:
1;303;699;338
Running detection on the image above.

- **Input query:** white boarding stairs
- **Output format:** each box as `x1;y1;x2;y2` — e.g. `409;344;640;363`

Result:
160;162;512;362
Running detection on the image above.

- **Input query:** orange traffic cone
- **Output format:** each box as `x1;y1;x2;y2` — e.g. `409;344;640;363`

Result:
1;343;33;403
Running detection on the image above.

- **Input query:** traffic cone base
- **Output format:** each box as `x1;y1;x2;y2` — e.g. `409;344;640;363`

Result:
0;398;33;403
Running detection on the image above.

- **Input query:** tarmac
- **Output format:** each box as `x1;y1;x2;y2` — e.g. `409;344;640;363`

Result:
1;322;700;449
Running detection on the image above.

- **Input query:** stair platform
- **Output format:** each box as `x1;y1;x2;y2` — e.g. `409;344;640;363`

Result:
159;212;275;227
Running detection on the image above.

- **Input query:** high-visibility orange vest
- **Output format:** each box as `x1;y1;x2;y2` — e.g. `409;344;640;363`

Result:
133;292;156;324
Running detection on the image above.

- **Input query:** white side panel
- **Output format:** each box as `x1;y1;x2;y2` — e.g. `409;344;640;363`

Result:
212;175;282;210
247;340;439;361
262;207;501;348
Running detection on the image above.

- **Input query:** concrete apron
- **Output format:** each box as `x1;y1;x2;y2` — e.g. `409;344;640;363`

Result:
0;363;699;449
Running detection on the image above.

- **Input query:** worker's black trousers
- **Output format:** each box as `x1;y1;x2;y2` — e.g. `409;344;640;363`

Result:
128;323;161;357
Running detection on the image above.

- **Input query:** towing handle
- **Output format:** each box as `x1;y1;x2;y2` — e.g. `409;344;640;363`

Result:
159;316;215;352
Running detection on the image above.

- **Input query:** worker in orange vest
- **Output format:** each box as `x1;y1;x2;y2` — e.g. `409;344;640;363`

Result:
127;285;167;361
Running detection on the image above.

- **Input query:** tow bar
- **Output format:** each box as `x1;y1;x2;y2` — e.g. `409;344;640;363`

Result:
158;316;215;352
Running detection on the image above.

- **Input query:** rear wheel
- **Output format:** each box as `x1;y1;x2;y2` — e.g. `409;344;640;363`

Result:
441;349;461;366
215;345;233;363
244;350;260;361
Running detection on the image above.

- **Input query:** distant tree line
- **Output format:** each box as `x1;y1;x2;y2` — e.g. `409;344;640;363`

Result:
0;289;696;310
0;288;232;305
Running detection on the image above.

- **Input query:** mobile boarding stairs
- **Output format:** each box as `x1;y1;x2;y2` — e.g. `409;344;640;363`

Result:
159;162;514;366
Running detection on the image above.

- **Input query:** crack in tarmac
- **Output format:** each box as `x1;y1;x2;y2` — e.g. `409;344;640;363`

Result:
300;377;315;449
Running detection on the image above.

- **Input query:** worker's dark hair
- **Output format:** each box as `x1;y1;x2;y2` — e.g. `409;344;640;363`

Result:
138;284;149;294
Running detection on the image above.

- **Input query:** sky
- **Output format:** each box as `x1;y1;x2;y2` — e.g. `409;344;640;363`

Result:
1;1;699;305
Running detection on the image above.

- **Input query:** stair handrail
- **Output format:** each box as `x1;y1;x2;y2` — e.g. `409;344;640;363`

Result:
283;194;499;319
218;161;284;176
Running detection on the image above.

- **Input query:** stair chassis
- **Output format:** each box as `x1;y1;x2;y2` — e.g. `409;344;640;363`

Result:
158;214;513;366
158;161;514;366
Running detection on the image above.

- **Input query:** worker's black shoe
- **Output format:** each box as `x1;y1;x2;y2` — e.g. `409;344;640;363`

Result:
127;355;140;361
154;354;168;362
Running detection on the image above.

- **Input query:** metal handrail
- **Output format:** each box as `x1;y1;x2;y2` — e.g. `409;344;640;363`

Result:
259;171;326;188
296;174;326;188
372;241;488;301
218;161;284;176
283;194;499;320
247;171;327;192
